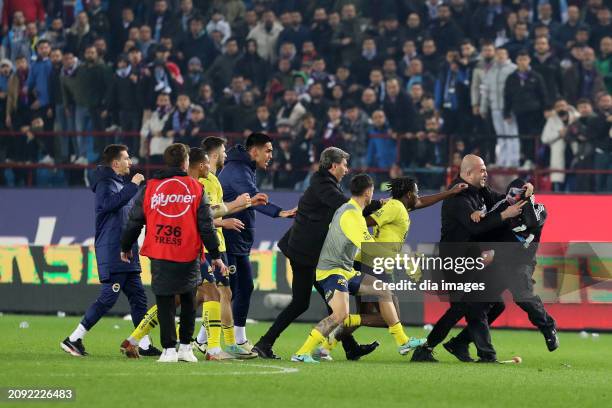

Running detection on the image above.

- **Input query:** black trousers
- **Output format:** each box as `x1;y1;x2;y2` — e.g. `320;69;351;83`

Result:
426;299;499;360
452;264;556;344
156;289;196;349
258;259;358;351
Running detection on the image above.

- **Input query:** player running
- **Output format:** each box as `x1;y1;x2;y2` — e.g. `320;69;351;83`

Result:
292;174;425;363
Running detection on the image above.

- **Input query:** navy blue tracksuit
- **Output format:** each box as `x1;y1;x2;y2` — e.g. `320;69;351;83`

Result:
80;166;147;330
218;145;283;327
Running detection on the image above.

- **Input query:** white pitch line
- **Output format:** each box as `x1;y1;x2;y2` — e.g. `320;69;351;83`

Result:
36;363;299;377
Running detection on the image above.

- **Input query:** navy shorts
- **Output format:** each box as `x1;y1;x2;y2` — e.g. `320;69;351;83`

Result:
201;252;230;287
318;272;363;303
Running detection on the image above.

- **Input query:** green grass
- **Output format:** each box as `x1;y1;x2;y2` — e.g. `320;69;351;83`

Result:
0;314;610;408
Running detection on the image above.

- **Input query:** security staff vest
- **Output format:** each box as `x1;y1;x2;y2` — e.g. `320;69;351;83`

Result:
140;176;203;262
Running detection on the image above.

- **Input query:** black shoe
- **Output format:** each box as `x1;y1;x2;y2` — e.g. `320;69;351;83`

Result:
475;358;498;363
252;343;281;360
443;339;474;362
345;341;380;361
61;337;87;357
543;328;559;352
139;345;162;356
410;345;438;362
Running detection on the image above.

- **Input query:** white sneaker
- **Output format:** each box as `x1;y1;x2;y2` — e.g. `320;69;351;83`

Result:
237;340;254;352
74;156;88;165
177;343;198;363
157;347;178;363
39;154;55;165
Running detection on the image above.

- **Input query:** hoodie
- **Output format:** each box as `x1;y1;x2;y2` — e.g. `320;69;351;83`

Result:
218;145;283;255
91;166;140;282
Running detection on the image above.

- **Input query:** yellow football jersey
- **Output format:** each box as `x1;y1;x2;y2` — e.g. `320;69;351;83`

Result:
370;198;411;244
199;173;226;253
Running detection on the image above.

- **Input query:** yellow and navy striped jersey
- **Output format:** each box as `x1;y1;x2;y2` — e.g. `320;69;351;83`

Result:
199;173;226;253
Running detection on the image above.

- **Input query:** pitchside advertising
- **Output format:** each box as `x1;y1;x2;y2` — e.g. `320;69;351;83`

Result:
0;190;611;329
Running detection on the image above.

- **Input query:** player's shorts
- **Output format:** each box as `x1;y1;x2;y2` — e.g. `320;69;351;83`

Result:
318;272;363;303
201;252;230;286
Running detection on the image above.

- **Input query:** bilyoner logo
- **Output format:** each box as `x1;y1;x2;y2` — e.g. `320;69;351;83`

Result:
151;178;196;218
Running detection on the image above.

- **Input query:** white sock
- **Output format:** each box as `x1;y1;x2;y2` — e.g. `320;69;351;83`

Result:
196;324;208;344
139;335;151;350
235;326;247;344
127;336;138;346
69;324;87;342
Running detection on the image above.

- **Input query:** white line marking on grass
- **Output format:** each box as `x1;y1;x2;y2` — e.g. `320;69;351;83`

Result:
40;363;299;377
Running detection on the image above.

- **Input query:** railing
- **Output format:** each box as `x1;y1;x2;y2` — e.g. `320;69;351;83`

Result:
1;130;611;192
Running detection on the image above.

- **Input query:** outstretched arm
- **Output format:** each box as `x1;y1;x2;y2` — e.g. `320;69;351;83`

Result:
413;183;468;210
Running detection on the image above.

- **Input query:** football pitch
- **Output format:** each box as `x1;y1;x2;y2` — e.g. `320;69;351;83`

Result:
1;315;610;408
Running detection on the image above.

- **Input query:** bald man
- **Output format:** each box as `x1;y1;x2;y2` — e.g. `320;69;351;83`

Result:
411;154;527;363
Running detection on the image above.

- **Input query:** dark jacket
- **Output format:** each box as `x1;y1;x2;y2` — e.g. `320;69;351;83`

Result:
277;168;381;268
120;168;220;295
531;54;563;101
503;69;549;117
218;145;283;255
440;177;507;244
92;166;141;282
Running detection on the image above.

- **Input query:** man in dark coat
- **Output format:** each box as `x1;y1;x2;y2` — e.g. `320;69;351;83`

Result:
253;147;381;360
61;144;151;357
218;133;297;351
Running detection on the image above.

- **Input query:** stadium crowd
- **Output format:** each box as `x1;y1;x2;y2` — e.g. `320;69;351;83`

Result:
0;0;610;191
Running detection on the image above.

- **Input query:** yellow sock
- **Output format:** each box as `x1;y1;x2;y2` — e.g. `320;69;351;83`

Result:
204;301;221;349
388;322;409;346
322;337;338;351
222;325;235;345
129;304;158;341
295;329;325;355
343;314;362;328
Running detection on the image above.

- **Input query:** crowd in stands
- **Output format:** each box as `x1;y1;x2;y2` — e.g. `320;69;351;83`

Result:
0;0;610;191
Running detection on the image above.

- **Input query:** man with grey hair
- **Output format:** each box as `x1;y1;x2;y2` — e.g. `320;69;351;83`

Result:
253;147;382;360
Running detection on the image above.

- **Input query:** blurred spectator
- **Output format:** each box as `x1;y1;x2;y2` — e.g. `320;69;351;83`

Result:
88;0;110;41
541;98;579;191
276;88;305;127
434;49;471;137
563;47;606;105
41;18;67;50
421;38;443;77
360;87;379;116
179;104;217;147
2;0;45;32
61;45;111;164
591;93;612;191
292;113;317;175
532;36;563;102
271;134;295;188
140;92;172;162
276;11;309;54
236;38;268;92
505;22;532;61
1;12;29;63
66;12;94;58
205;37;240;96
247;9;283;63
246;104;274;134
320;104;344;149
352;37;383;85
597;36;612;93
341;103;369;169
163;93;192;141
183;57;204;101
366;109;395;172
331;3;362;67
430;4;464;55
470;0;506;42
504;50;549;164
148;0;179;43
481;47;519;167
591;7;611;51
109;54;144;156
568;99;597;191
206;9;231;44
554;5;582;50
178;0;198;33
180;14;217;70
6;55;30;131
